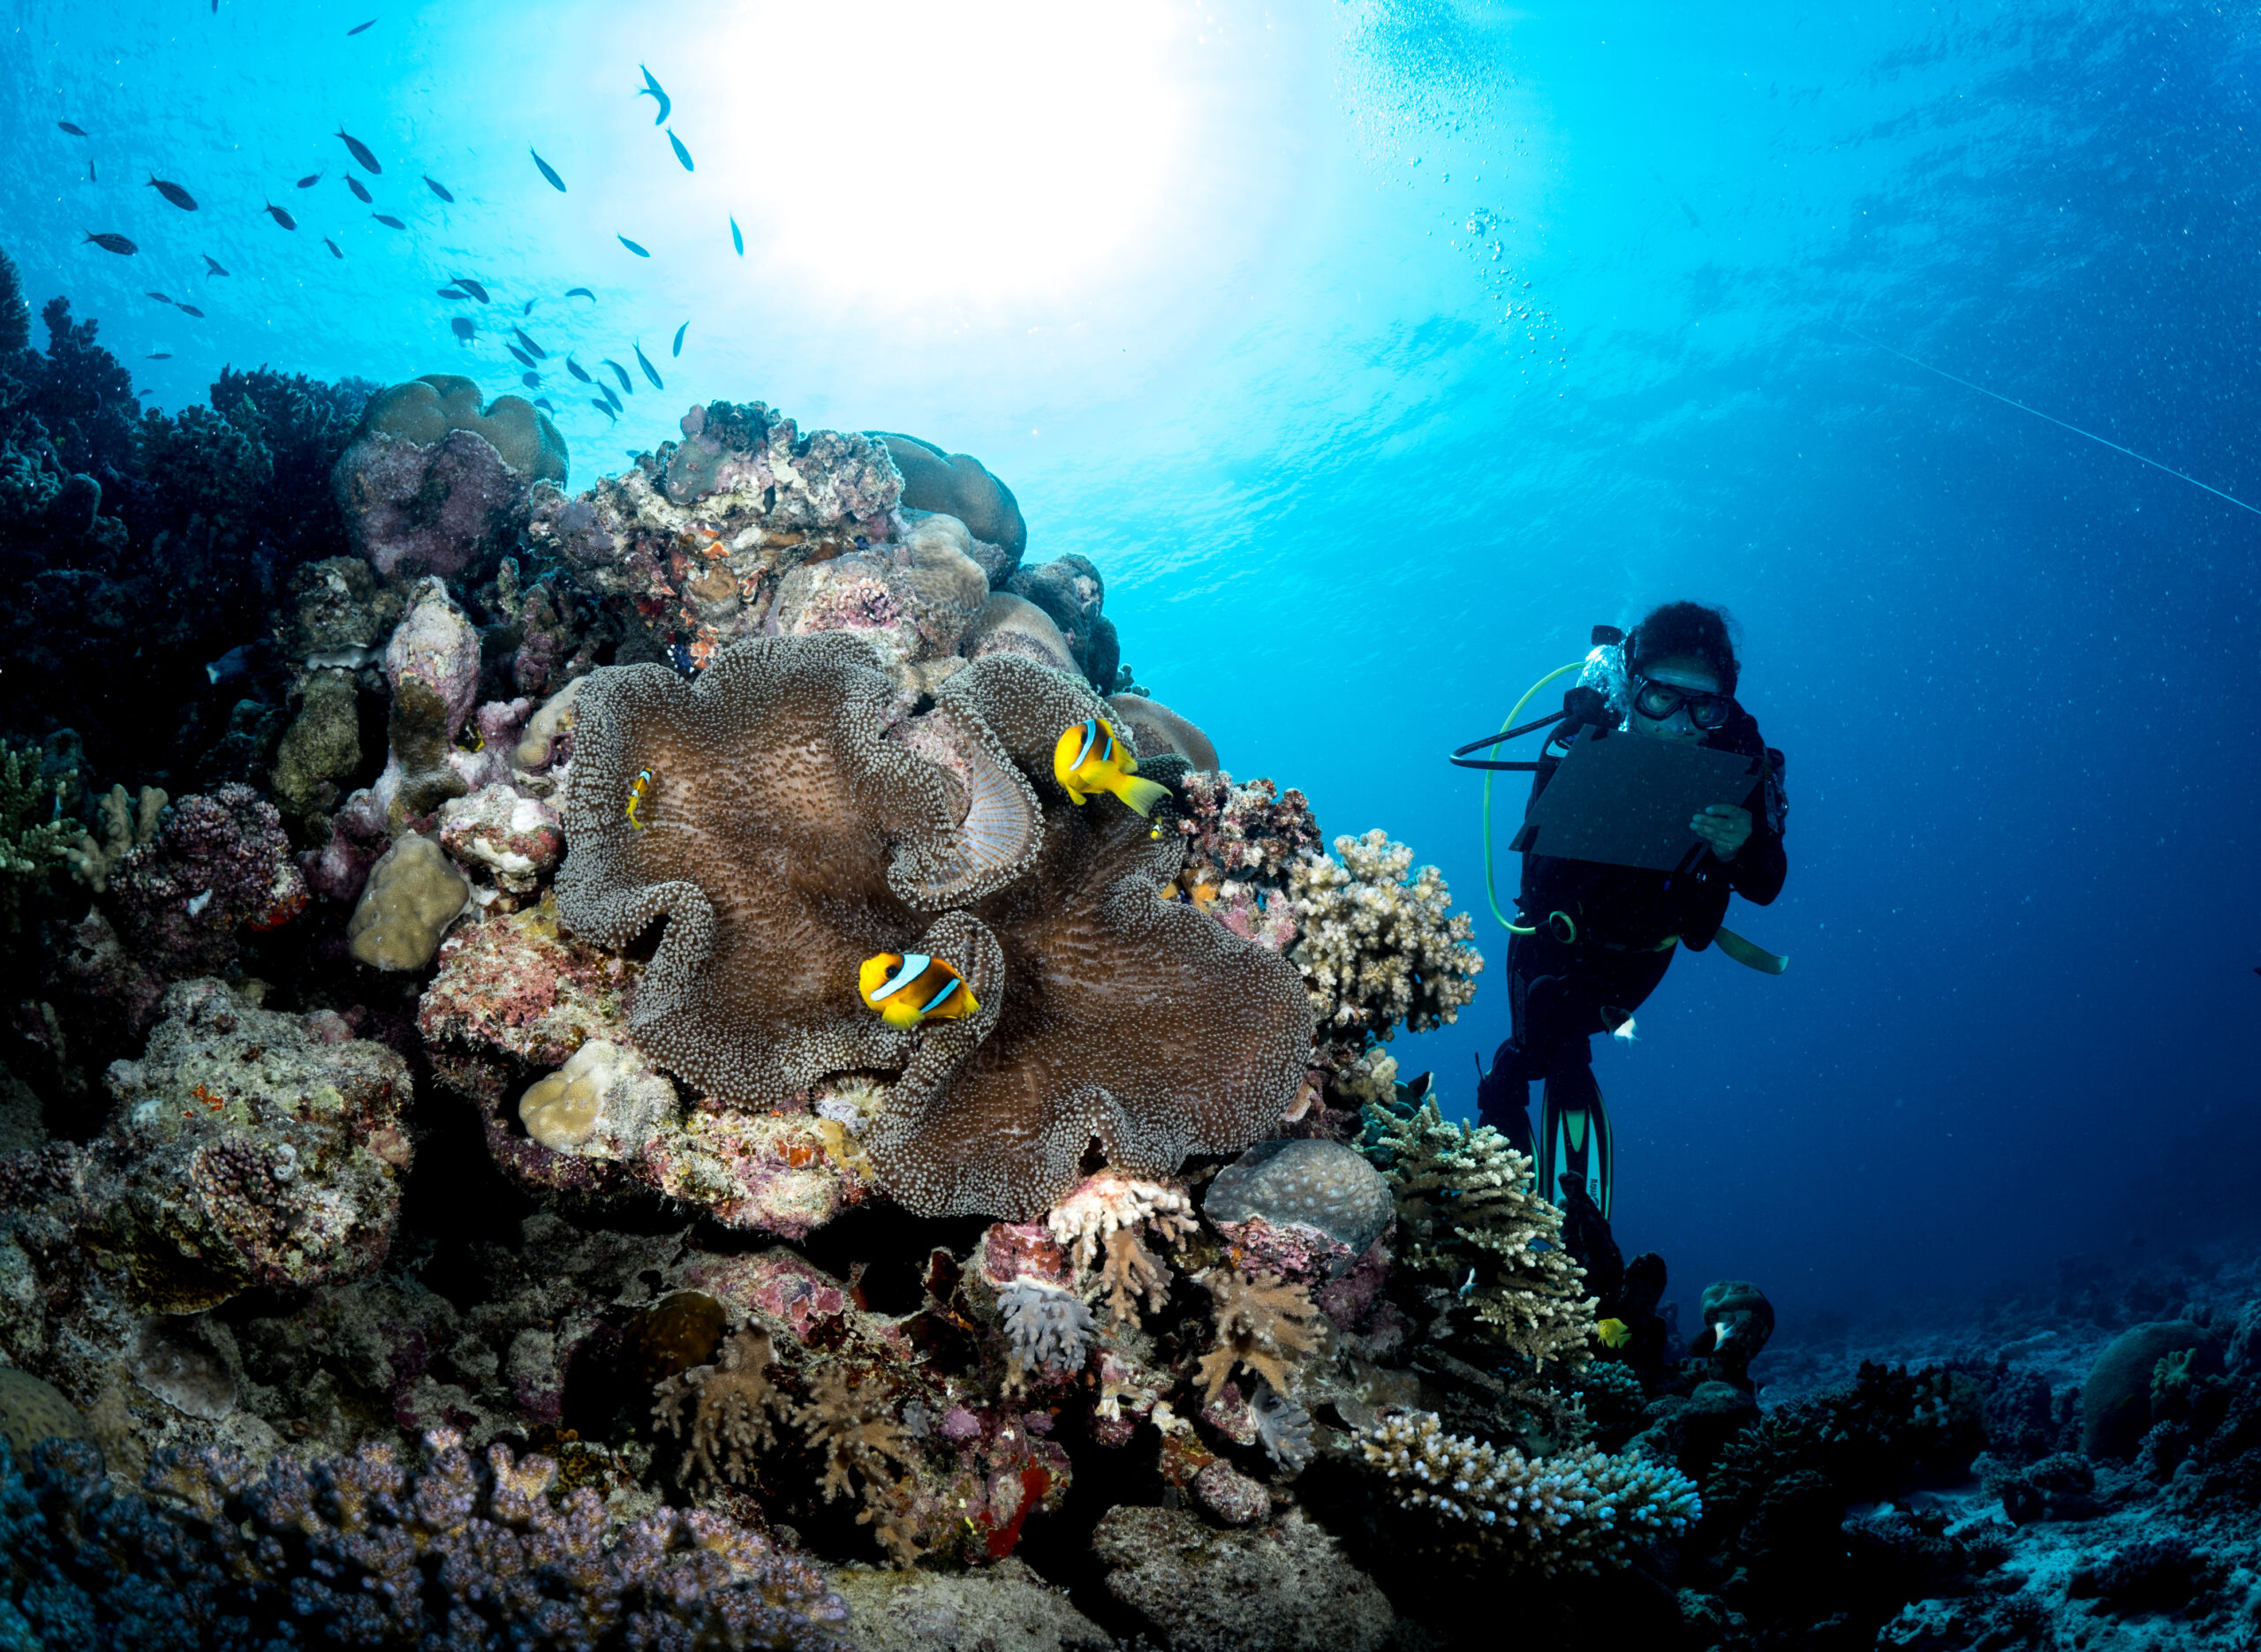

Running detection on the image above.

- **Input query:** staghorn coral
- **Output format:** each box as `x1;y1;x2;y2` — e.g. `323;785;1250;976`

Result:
1367;1096;1594;1370
1195;1269;1324;1404
656;1324;793;1489
1356;1408;1699;1576
1;1429;848;1651
1289;829;1482;1042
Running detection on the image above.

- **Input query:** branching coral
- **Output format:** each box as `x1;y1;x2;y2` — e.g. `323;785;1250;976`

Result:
0;741;71;929
655;1324;792;1487
0;1429;850;1650
998;1280;1095;1381
1046;1171;1196;1327
1289;830;1482;1042
797;1365;921;1562
1194;1269;1324;1403
1367;1097;1594;1370
1356;1409;1699;1576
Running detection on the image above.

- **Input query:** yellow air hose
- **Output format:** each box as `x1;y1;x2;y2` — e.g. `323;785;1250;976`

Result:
1480;660;1586;931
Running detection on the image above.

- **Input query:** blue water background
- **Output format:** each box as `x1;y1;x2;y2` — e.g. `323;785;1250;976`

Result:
4;0;2256;1331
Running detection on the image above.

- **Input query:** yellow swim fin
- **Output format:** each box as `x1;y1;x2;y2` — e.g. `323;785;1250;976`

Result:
1714;925;1788;975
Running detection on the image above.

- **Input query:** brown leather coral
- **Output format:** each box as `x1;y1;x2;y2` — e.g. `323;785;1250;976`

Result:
552;640;1314;1221
555;632;971;1105
866;657;1316;1218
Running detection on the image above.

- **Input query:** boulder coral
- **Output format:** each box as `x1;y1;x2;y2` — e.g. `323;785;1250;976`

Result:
550;634;1313;1222
332;374;567;583
873;431;1026;581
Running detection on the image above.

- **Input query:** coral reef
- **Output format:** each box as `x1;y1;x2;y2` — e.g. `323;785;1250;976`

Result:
873;432;1027;578
334;375;567;583
1356;1409;1700;1575
1290;830;1483;1045
1092;1505;1395;1652
1365;1094;1594;1370
0;1431;848;1650
0;739;72;927
553;637;1312;1221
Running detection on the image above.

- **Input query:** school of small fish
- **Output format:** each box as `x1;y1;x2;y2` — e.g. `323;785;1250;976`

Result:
59;51;741;411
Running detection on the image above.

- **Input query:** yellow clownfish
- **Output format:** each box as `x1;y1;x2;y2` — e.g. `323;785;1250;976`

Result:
1595;1317;1633;1349
1053;718;1169;819
858;952;979;1030
625;767;655;829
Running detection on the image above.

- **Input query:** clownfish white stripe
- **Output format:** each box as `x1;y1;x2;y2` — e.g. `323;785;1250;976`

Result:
870;953;933;1000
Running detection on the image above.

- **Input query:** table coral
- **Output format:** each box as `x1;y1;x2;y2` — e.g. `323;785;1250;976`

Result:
1290;829;1483;1043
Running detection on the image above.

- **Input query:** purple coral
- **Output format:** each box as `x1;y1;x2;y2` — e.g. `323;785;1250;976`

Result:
18;1429;850;1649
108;784;307;975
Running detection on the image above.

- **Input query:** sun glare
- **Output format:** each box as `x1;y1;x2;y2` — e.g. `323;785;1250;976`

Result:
714;1;1191;312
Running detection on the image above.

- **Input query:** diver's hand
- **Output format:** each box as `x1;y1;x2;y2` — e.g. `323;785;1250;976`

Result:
1691;803;1751;862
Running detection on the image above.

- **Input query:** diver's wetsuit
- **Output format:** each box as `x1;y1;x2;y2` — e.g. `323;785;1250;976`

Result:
1475;699;1788;1158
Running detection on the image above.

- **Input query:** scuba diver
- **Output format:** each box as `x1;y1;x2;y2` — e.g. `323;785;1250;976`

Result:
1470;601;1787;1218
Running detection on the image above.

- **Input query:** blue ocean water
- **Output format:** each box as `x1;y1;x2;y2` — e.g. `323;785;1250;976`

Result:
3;0;2255;1332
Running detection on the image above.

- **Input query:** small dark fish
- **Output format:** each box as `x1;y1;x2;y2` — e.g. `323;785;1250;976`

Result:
522;298;535;314
634;340;663;388
601;382;624;413
337;127;382;173
146;290;173;304
617;234;650;258
451;276;490;303
511;326;546;359
147;176;199;210
147;351;172;359
437;286;468;300
451;317;475;342
730;215;743;256
346;175;373;203
531;149;566;192
57;121;87;137
297;173;321;188
88;161;97;182
372;213;405;229
533;397;556;413
520;371;541;388
83;231;137;255
263;201;298;230
565;355;593;384
593;398;616;421
671;321;686;358
565;286;594;302
325;238;344;259
507;343;534;368
177;304;205;318
347;17;375;34
667;129;692;171
206;644;263;686
202;253;230;275
638;64;670;125
423;175;454;202
601;358;633;394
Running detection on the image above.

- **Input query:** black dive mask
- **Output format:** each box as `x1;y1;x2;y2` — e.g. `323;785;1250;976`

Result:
1630;675;1734;730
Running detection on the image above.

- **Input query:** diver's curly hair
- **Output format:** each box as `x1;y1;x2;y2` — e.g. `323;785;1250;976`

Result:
1627;601;1740;697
